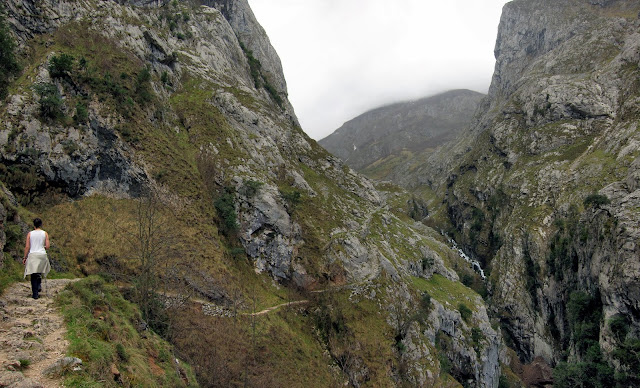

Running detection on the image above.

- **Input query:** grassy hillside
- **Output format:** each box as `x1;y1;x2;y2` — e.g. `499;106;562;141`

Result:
57;276;199;387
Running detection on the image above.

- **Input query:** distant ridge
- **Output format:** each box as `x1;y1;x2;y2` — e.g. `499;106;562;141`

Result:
318;89;485;177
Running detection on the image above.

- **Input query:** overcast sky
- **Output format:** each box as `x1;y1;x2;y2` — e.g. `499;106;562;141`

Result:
247;0;511;140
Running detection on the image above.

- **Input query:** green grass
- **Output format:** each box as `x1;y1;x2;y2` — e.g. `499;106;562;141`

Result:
57;276;198;387
0;254;25;294
253;310;338;386
411;275;481;313
362;150;415;180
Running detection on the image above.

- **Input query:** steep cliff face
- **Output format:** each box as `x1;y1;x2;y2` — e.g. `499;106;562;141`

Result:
203;0;291;104
319;90;485;179
0;0;501;386
437;0;640;380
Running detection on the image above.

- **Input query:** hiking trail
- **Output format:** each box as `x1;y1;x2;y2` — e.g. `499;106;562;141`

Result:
0;279;78;388
246;300;309;316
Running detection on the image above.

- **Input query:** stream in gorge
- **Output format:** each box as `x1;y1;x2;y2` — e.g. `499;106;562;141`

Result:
443;233;486;279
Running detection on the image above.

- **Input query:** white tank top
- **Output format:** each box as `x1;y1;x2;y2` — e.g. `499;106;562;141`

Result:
29;230;47;254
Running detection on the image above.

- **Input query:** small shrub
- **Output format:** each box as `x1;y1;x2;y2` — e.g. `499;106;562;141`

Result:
18;359;30;369
0;163;45;205
421;256;434;271
458;303;472;323
78;56;87;70
436;331;452;376
240;42;262;88
609;315;629;342
583;193;610;208
408;197;428;221
567;290;603;356
214;187;237;235
74;101;88;123
471;327;484;356
264;81;283;108
152;168;168;183
61;140;79;155
48;53;74;78
4;224;22;249
567;291;596;325
612;337;640;385
240;179;263;198
471;327;483;343
553;345;614;387
420;292;432;313
280;188;301;212
118;125;132;139
34;83;64;120
461;273;474;287
134;67;153;104
229;247;245;260
160;52;178;66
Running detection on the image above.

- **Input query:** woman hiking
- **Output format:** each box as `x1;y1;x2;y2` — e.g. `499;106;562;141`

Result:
23;218;51;299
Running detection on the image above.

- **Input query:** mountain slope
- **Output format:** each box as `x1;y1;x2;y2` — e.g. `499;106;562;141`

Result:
319;89;485;181
0;1;502;387
420;0;640;384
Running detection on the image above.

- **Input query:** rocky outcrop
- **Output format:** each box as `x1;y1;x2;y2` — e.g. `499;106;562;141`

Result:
2;94;146;198
427;299;501;388
203;0;293;113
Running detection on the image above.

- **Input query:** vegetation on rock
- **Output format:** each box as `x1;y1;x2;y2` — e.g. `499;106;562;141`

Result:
0;8;20;98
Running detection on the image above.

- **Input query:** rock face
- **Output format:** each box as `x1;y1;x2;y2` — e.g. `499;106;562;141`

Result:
204;0;291;105
319;89;485;177
427;0;640;377
0;0;501;386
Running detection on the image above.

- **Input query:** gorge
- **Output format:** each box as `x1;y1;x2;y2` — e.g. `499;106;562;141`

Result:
0;0;639;387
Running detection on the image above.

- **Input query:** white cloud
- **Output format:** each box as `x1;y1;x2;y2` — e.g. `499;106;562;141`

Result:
248;0;510;140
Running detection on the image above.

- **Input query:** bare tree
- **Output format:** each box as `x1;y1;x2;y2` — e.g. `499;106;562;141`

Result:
111;189;188;336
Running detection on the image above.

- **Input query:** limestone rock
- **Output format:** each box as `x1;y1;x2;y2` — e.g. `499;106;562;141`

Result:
42;356;83;376
433;0;640;370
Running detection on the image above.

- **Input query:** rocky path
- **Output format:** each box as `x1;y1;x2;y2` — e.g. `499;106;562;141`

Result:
0;279;77;388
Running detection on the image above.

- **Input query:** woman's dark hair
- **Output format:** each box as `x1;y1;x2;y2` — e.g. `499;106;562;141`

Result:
33;218;42;228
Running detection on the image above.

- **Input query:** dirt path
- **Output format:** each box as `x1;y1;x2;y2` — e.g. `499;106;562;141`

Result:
247;300;309;316
0;279;77;388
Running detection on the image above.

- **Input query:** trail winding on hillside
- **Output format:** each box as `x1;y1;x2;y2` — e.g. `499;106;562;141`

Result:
246;300;309;316
0;279;77;388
